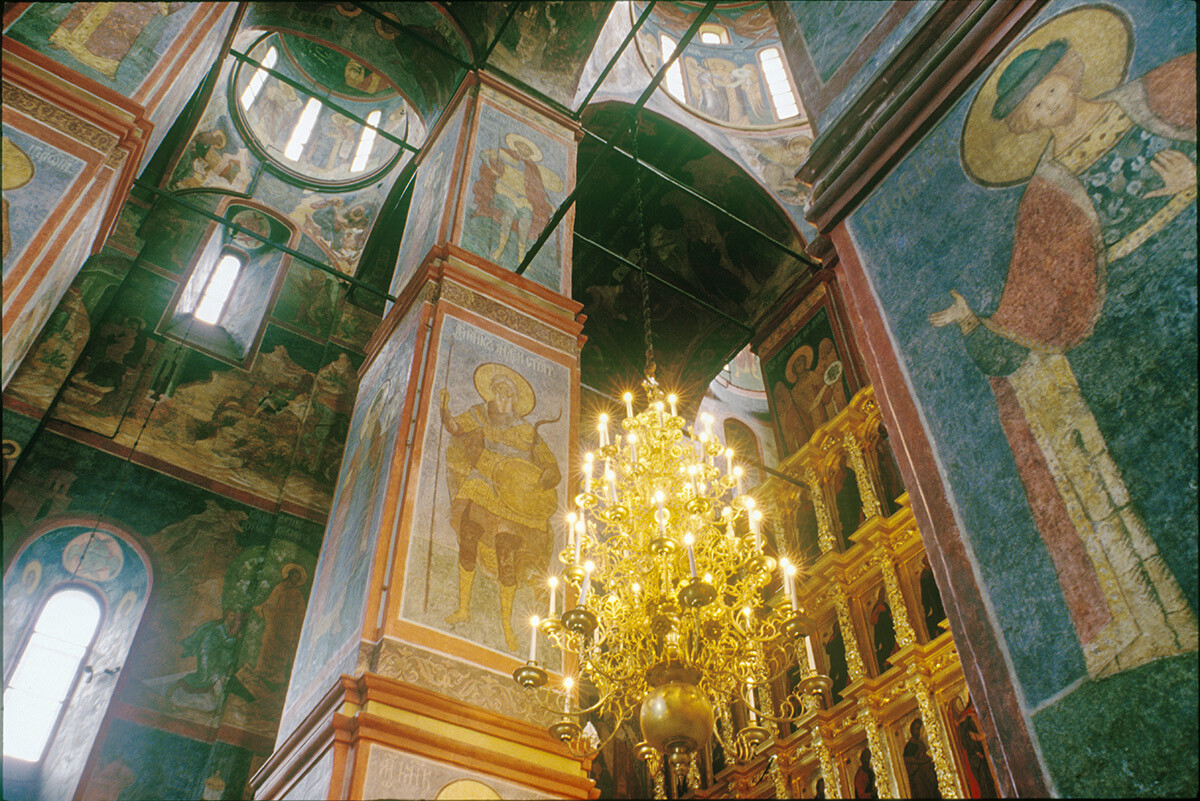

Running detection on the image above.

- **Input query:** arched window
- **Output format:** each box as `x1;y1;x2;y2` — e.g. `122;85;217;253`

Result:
178;246;246;326
757;47;800;120
350;109;382;173
698;23;730;44
659;35;686;100
3;588;103;762
284;96;323;162
239;46;277;110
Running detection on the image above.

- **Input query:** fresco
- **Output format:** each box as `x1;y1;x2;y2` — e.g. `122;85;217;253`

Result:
401;316;569;663
2;129;88;277
234;34;410;188
242;3;469;122
635;2;799;129
360;744;541;800
727;132;813;206
846;0;1195;793
790;0;891;83
168;114;257;195
280;310;422;741
79;718;253;801
53;297;362;512
488;2;611;107
4;3;199;96
136;197;218;275
762;306;853;457
2;429;324;742
461;102;570;290
287;192;379;276
391;99;471;298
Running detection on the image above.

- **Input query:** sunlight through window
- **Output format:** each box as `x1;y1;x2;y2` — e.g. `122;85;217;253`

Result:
350;109;382;174
660;35;686;101
239;46;277;110
758;48;800;119
698;23;729;45
194;253;243;324
284;97;322;162
3;589;101;762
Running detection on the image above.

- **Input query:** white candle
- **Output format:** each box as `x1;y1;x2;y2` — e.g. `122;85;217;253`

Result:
751;510;763;550
668;394;677;417
598;414;609;447
725;448;734;475
583;453;593;494
548;576;558;616
628;432;638;462
689;464;699;496
580;561;594;603
574;519;585;562
623;392;634;419
563;677;573;712
656;491;666;534
746;682;758;725
566;511;576;550
784;560;797;608
734;466;744;496
529;615;539;661
606;469;617;503
702;413;714;439
684;532;698;577
655;401;664;426
805;635;818;673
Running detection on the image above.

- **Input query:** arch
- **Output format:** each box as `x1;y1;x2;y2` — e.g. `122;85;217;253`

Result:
3;521;151;790
575;103;806;396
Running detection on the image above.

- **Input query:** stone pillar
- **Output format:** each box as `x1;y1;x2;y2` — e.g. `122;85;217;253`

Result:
252;74;593;800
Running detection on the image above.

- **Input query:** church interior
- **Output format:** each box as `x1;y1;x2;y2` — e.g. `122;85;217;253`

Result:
2;2;1196;799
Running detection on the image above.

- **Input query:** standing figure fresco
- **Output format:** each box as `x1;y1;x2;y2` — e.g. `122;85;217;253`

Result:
437;363;561;652
930;8;1197;678
470;133;564;264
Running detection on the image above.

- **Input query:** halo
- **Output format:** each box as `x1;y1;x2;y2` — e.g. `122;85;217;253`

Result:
504;132;543;162
473;362;535;417
281;563;308;585
2;137;34;191
961;6;1132;187
785;345;814;383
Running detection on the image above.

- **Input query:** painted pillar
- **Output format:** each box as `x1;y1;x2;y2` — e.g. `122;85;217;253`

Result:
252;74;593;800
1;3;237;388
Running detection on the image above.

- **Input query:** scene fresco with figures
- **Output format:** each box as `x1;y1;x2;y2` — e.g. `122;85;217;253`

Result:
2;2;1196;800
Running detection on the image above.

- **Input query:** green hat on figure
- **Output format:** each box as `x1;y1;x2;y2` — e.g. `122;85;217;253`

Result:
992;39;1069;119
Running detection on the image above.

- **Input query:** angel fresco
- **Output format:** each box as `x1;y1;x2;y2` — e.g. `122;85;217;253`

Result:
929;7;1197;678
683;56;769;127
437;363;561;653
470;133;564;265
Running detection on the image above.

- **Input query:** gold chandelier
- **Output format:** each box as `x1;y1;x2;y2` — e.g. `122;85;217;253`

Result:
513;377;833;784
512;117;832;793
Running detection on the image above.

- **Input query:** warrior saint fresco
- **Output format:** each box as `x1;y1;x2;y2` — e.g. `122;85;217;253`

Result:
930;7;1197;677
438;363;561;652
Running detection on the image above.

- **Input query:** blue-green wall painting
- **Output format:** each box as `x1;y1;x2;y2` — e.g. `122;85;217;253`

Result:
2;127;88;279
279;307;423;743
391;98;472;300
790;0;890;83
78;717;253;801
845;0;1196;792
5;3;199;97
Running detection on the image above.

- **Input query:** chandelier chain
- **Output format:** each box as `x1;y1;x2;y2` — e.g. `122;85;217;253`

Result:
632;116;657;380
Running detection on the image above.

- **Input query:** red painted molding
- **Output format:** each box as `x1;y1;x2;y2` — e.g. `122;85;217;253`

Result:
830;222;1050;797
